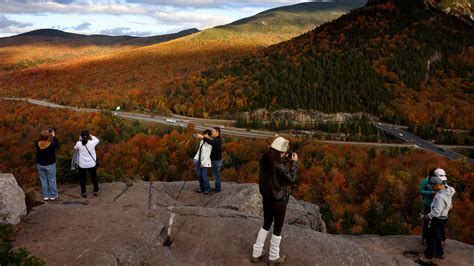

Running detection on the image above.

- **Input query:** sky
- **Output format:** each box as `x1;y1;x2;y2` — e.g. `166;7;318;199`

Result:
0;0;315;37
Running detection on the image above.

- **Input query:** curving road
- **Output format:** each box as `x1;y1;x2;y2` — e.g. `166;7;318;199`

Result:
376;123;472;162
3;97;473;162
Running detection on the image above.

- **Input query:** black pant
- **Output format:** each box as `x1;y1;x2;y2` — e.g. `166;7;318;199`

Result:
423;205;446;241
78;166;99;194
262;200;287;236
425;218;447;258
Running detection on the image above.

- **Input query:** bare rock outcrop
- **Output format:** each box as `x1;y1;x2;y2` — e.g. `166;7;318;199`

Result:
0;173;27;224
12;181;474;265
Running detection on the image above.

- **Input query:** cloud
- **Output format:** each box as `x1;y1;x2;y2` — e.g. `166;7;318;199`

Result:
126;0;300;8
99;27;153;36
0;14;32;28
72;22;91;30
0;0;301;15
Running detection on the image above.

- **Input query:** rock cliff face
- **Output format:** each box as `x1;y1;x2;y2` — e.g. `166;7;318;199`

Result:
240;108;373;123
0;173;27;224
12;181;474;265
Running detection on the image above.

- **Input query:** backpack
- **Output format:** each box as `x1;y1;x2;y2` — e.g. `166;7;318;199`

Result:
71;150;79;170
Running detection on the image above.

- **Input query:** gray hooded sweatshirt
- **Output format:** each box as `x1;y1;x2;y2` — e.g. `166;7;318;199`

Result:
427;186;456;220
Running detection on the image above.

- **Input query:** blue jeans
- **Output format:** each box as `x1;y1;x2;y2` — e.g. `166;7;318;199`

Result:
211;160;222;192
194;160;210;192
37;163;58;198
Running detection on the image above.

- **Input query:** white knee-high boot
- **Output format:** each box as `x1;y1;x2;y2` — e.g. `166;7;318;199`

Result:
269;234;283;261
252;228;269;258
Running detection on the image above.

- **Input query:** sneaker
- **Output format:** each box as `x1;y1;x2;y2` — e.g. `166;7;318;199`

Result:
195;189;203;193
81;193;87;198
203;190;211;195
50;194;59;201
419;255;433;264
213;188;222;193
435;254;445;260
43;197;49;201
94;191;99;197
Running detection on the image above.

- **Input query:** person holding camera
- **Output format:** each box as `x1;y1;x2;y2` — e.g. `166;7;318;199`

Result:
197;127;223;192
252;137;298;265
74;130;100;198
35;128;59;201
193;129;213;194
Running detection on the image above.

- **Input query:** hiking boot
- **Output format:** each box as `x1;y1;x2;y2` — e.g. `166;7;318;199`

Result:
50;194;59;201
251;250;265;263
81;193;87;198
268;255;286;265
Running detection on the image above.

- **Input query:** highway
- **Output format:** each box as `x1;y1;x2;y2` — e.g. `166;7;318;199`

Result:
3;97;473;161
375;123;472;162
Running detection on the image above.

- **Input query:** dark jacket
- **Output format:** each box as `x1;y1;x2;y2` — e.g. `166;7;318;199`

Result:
259;156;298;203
203;136;222;161
36;137;59;166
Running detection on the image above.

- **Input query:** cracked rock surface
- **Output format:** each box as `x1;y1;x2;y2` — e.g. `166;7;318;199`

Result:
14;181;474;265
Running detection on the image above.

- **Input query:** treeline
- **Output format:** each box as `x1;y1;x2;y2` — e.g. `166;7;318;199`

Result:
166;0;473;129
0;100;472;244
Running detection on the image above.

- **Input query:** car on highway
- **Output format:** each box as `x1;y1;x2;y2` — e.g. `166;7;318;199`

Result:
166;119;177;124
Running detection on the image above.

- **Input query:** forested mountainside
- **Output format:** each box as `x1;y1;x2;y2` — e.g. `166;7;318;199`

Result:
0;2;361;112
167;0;473;129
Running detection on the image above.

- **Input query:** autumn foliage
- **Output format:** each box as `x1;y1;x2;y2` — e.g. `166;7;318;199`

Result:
0;100;472;244
166;1;473;129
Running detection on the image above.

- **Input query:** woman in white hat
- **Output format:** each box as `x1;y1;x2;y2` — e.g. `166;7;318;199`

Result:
251;137;298;265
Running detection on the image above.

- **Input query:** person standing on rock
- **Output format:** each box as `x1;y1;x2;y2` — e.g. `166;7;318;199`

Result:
252;137;298;265
35;128;59;201
419;168;448;246
197;127;222;193
419;175;455;263
194;129;213;194
419;168;437;245
74;130;100;198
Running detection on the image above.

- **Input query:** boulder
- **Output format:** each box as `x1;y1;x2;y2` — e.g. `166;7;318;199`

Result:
0;173;27;225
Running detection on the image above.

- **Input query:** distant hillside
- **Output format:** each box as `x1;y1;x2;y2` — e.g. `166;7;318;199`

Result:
166;0;474;129
197;1;366;44
0;1;361;111
0;28;199;47
0;28;199;73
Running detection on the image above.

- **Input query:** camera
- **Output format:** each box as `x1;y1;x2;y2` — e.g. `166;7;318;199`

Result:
48;127;54;133
287;152;294;158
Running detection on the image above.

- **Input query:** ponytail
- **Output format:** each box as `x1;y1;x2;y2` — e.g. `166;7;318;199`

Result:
80;130;90;146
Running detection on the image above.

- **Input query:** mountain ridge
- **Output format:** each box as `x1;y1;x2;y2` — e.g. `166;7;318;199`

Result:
0;28;200;47
166;0;474;129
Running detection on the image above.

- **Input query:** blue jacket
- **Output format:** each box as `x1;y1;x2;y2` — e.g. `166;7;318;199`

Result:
419;177;434;206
